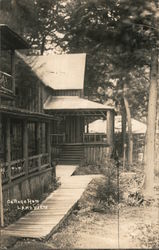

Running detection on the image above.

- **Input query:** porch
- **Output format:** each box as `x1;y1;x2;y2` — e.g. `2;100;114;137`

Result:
0;111;54;208
44;96;115;165
50;133;110;165
2;153;50;185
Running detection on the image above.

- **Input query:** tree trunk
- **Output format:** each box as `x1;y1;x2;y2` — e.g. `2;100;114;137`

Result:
144;49;158;196
122;106;127;169
123;83;133;168
143;130;147;165
40;36;46;55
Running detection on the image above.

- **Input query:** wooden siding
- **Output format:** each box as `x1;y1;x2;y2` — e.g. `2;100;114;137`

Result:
84;144;110;164
51;145;62;162
10;120;23;160
51;143;110;165
2;168;53;208
1;54;53;115
53;89;83;97
65;116;84;143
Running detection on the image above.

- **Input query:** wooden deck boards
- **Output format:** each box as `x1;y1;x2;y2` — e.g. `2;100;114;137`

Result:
1;165;99;239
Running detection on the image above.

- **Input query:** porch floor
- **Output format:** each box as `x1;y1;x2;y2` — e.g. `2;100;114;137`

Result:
1;165;98;239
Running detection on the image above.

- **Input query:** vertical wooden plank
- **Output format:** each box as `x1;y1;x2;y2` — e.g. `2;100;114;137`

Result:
69;117;71;143
11;50;15;94
46;122;51;166
0;113;4;227
74;116;76;143
86;120;89;133
40;85;43;113
90;146;92;164
6;118;11;182
94;146;96;164
41;123;46;153
23;120;28;175
38;83;41;112
0;161;4;227
91;146;92;164
71;117;73;143
81;117;85;142
35;122;41;154
107;110;114;148
73;116;75;143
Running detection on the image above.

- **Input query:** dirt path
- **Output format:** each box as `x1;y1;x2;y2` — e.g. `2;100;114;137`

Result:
47;204;158;249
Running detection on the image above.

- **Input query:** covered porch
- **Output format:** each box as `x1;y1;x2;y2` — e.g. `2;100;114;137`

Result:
0;108;56;208
44;96;115;164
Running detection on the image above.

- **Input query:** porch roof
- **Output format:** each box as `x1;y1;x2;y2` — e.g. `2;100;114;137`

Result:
0;24;29;50
0;105;58;121
44;96;114;114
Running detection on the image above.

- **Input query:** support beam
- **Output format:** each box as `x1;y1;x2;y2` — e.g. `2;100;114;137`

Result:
23;120;28;176
42;123;46;153
46;122;51;165
6;118;11;182
11;50;15;94
107;110;114;149
35;122;41;154
86;121;89;133
35;122;41;171
46;122;55;177
0;114;4;227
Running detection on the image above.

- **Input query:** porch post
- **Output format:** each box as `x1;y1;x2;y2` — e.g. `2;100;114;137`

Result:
23;120;28;176
42;123;46;153
86;119;89;133
11;50;15;94
0;114;4;227
107;110;114;150
46;122;51;166
35;122;41;171
6;118;11;182
35;122;41;154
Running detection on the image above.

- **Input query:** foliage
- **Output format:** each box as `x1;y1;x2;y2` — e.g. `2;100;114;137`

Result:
95;159;121;209
59;0;156;117
60;0;159;185
134;223;159;248
0;0;65;54
73;164;102;175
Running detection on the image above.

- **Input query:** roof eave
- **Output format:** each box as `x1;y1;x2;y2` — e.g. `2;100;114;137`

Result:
0;24;30;50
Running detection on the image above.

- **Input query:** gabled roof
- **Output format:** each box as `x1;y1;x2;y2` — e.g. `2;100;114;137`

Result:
89;116;146;134
22;53;86;90
0;24;29;50
44;96;114;111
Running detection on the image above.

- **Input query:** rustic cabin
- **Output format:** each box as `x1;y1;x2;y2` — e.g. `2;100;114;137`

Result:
0;25;56;208
0;25;116;218
23;54;116;165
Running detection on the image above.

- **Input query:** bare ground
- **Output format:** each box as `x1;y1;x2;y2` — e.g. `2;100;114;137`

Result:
48;203;158;249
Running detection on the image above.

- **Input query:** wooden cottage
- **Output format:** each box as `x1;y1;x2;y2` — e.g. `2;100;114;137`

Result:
23;54;115;165
0;25;56;208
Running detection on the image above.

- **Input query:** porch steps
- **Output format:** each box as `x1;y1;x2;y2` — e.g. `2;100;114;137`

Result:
1;165;99;239
59;144;84;164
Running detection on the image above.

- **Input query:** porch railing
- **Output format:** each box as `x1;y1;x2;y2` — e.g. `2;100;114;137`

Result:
83;133;107;143
50;133;66;145
1;153;50;185
0;71;13;94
